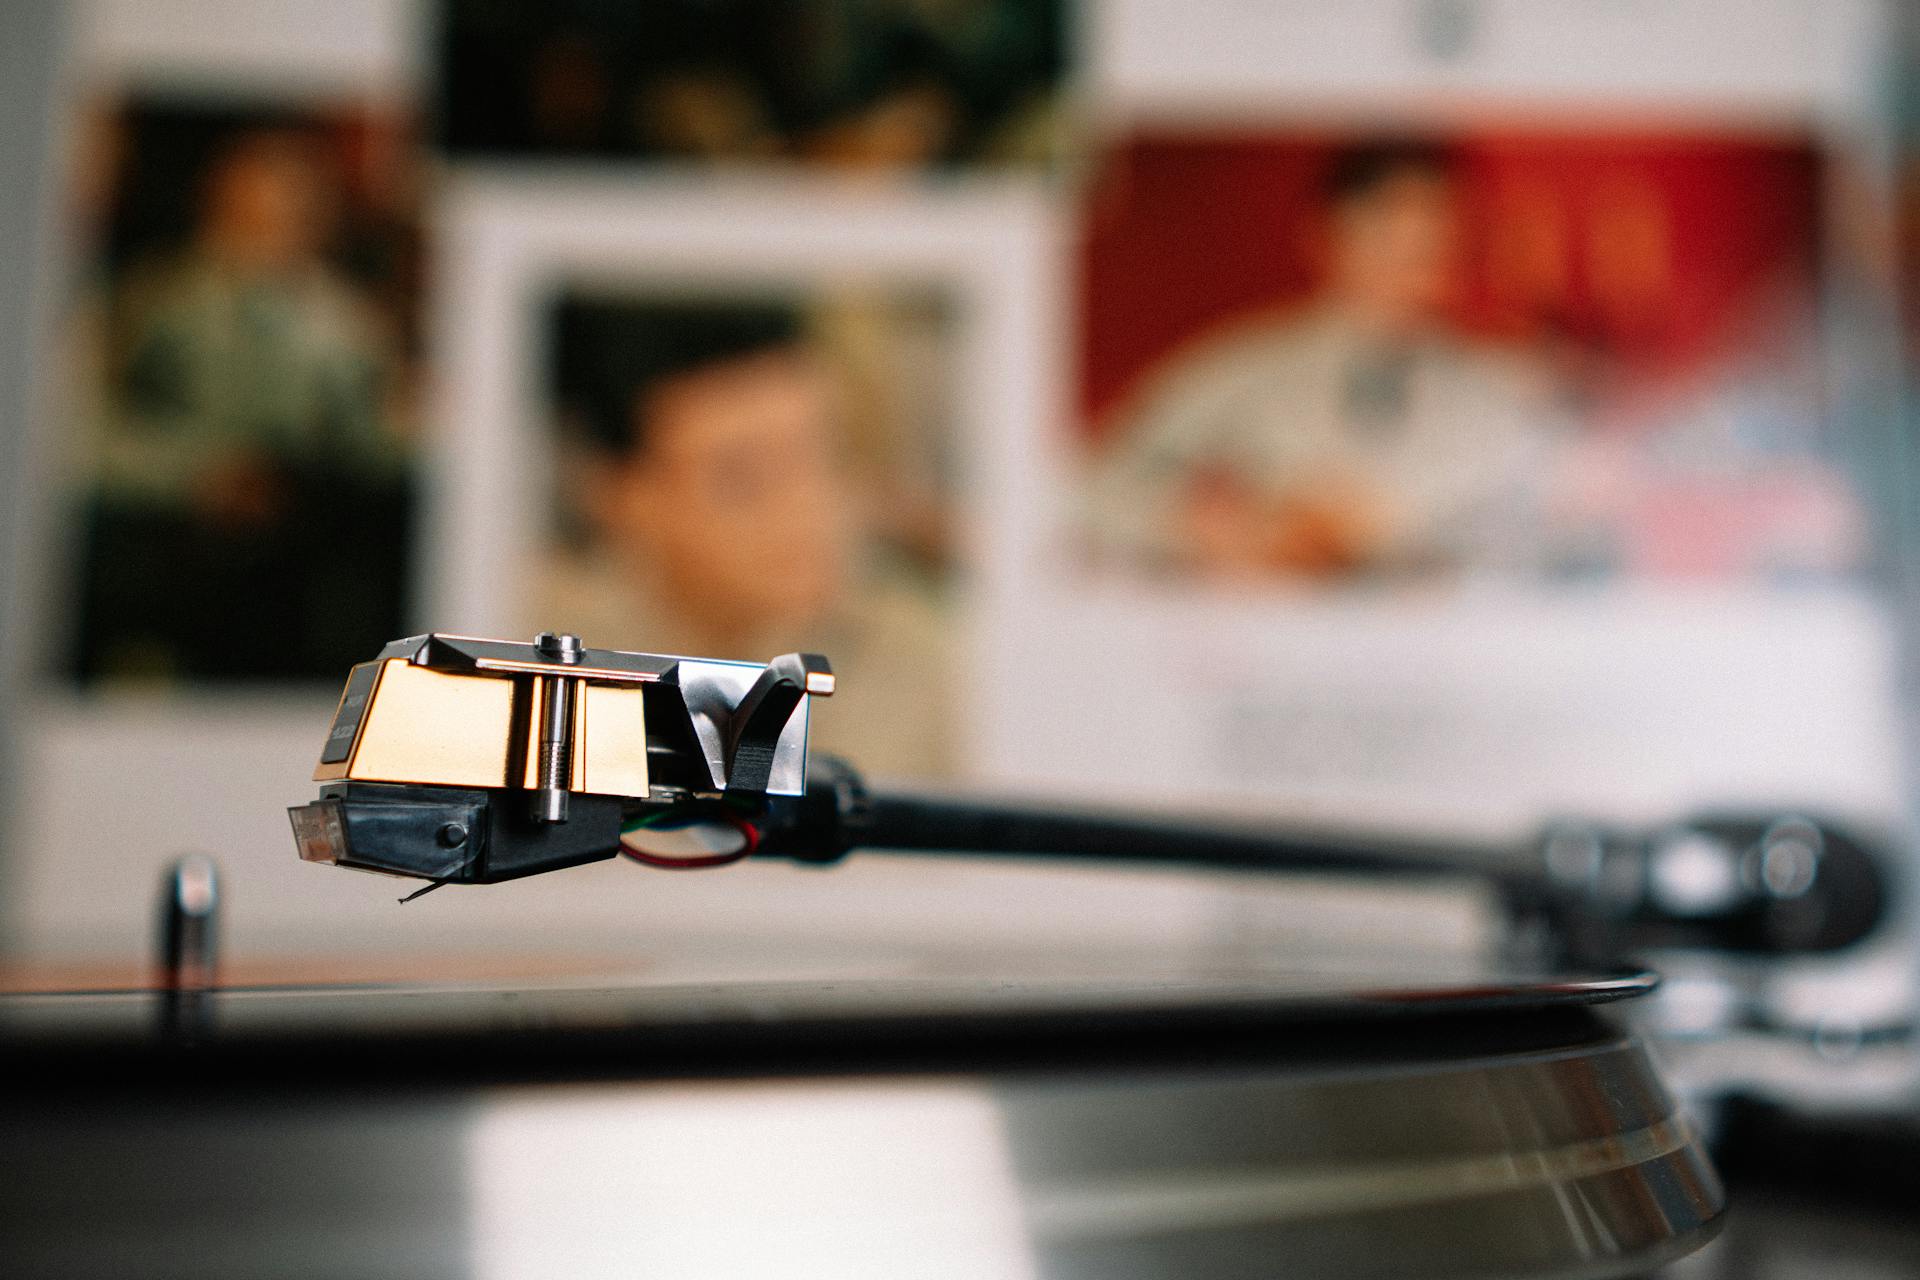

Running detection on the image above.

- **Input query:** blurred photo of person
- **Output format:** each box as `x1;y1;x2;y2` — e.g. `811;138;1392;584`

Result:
1085;142;1563;582
1079;131;1863;586
538;296;956;777
67;104;418;683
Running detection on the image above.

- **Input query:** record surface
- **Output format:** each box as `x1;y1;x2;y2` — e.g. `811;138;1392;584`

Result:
0;966;1721;1279
0;964;1651;1082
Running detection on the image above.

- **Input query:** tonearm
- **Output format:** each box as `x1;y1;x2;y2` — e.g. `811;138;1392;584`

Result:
291;631;1889;966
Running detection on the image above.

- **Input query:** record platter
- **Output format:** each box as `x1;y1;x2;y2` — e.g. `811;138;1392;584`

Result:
2;963;1717;1279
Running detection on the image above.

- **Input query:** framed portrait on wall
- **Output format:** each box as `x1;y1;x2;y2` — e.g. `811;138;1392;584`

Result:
423;173;1063;784
55;95;424;686
973;120;1906;838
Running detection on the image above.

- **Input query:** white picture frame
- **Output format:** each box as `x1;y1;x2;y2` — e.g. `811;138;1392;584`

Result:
422;171;1070;779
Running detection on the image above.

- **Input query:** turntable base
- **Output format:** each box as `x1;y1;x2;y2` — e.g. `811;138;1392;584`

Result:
0;966;1721;1279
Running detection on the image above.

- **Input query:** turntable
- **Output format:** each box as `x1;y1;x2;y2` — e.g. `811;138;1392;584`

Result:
2;962;1717;1278
0;633;1896;1279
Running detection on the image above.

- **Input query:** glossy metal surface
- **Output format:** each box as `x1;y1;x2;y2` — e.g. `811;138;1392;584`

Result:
1000;1034;1720;1279
313;634;819;799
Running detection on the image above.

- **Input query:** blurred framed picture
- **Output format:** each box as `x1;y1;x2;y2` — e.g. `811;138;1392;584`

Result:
56;97;423;685
1076;129;1857;586
434;0;1070;171
970;124;1903;834
425;174;1060;781
534;285;959;775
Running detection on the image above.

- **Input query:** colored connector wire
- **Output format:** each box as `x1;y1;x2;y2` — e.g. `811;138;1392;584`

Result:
618;809;761;870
